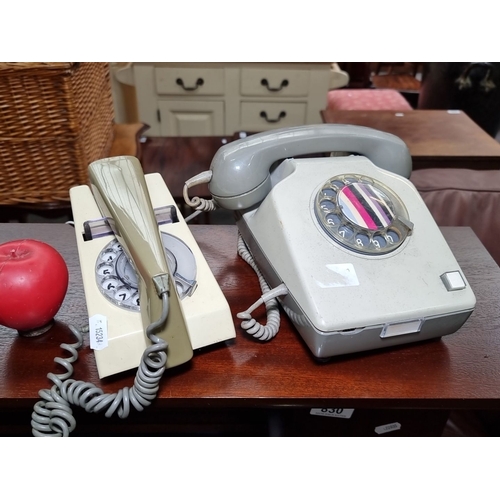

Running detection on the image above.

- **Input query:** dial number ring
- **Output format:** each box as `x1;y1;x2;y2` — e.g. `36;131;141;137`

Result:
314;174;411;255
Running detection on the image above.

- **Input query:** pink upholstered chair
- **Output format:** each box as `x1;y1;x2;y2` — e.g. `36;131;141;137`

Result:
326;63;418;111
327;88;413;111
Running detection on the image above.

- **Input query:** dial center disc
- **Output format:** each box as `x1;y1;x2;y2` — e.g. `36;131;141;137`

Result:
337;182;395;230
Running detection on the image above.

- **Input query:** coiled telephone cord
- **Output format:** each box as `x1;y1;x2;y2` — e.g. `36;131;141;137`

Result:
236;234;288;341
31;293;169;437
183;171;219;221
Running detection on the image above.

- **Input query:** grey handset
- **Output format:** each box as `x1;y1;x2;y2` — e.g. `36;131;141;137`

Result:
208;124;412;210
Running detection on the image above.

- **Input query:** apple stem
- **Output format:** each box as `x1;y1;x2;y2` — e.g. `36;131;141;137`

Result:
10;249;16;257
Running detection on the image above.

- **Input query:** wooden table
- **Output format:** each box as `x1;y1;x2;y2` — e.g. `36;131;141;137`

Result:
370;74;422;92
1;223;500;436
321;109;500;170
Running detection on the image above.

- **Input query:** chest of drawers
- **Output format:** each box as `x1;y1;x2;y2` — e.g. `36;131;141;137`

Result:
117;63;333;136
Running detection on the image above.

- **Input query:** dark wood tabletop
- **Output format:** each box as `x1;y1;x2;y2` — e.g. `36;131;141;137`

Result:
2;222;500;419
370;74;422;92
321;109;500;170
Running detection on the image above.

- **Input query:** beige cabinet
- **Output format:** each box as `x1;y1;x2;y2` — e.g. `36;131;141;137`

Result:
116;63;334;137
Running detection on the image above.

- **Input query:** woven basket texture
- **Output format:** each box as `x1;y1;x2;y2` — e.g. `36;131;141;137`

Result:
0;62;114;205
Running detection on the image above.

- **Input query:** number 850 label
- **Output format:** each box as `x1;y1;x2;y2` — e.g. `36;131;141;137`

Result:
310;408;355;419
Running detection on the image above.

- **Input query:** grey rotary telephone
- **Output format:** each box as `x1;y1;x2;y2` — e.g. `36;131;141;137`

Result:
183;124;476;359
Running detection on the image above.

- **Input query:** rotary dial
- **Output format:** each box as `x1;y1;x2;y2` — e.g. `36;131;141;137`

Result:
314;174;413;255
95;233;197;310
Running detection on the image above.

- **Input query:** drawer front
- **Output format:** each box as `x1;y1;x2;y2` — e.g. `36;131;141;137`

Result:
155;67;225;95
241;68;310;96
240;102;307;131
158;100;224;136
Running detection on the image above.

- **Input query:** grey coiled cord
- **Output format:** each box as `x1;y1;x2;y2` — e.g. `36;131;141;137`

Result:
31;293;169;437
182;172;219;215
236;234;284;341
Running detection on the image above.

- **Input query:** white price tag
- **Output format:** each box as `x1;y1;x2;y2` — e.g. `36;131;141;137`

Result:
89;314;108;350
310;408;355;419
374;422;401;435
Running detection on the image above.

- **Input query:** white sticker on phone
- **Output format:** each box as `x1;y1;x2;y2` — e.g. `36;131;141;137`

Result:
310;408;355;419
89;314;108;350
374;422;401;435
320;263;359;288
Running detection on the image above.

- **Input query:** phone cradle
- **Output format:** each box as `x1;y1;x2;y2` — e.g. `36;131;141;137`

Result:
70;172;235;378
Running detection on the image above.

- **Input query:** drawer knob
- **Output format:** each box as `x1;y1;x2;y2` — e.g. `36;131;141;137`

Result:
260;110;287;123
175;77;204;91
260;78;289;92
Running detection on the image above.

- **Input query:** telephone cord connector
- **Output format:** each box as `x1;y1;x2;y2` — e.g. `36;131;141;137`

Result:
183;171;218;212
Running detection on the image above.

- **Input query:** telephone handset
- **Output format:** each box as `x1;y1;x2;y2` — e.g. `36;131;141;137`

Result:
207;124;412;211
88;157;193;368
184;124;476;359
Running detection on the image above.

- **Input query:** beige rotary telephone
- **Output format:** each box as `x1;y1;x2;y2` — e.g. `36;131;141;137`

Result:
31;156;235;436
69;157;235;378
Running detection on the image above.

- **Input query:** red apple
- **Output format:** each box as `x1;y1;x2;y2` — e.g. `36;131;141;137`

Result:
0;239;69;334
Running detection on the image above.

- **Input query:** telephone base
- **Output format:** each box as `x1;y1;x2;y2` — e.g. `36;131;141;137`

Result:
240;219;474;359
236;155;476;360
70;172;236;379
289;305;474;360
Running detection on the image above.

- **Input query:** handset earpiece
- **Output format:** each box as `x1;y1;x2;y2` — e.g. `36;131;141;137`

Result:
208;124;412;210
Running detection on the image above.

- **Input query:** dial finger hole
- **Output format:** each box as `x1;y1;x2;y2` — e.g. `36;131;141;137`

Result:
372;235;387;249
97;262;114;276
355;233;370;248
101;276;120;291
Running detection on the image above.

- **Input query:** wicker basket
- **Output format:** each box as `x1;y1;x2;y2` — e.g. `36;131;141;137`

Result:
0;62;114;205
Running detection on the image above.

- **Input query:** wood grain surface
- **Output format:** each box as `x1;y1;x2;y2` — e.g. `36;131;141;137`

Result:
1;223;500;413
321;109;500;169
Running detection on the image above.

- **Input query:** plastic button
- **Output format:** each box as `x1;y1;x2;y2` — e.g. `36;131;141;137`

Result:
441;271;466;291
